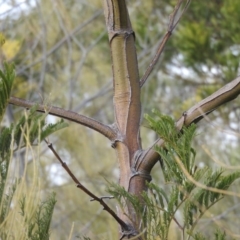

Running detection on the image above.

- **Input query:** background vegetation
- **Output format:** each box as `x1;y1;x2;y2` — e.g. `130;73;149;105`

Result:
0;0;239;239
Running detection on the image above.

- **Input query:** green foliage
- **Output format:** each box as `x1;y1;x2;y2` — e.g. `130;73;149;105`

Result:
1;1;239;239
0;61;67;149
0;63;15;122
174;0;240;81
107;182;144;221
193;229;228;240
0;192;56;240
0;63;67;239
18;193;57;240
108;111;240;239
14;105;68;147
0;33;5;46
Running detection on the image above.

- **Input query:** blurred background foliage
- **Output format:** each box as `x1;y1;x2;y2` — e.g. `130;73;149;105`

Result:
0;0;239;239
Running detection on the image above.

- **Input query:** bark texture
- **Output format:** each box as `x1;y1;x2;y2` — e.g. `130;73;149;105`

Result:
103;1;147;236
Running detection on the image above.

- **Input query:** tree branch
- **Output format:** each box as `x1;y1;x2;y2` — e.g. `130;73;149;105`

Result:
181;75;240;126
44;139;131;232
139;75;240;172
9;96;117;141
140;0;191;87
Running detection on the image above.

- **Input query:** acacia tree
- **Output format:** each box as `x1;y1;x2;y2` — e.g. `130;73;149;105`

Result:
5;0;240;239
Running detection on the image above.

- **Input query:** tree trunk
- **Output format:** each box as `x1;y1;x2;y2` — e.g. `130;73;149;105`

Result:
103;0;149;238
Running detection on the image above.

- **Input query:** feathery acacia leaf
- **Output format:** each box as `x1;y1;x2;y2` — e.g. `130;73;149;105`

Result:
0;63;15;122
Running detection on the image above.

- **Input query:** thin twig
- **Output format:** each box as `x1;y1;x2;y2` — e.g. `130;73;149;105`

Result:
44;139;130;232
90;196;114;201
140;0;191;87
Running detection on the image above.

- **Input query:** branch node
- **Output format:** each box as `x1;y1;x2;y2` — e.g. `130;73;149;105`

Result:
131;168;152;182
90;196;114;202
120;227;139;240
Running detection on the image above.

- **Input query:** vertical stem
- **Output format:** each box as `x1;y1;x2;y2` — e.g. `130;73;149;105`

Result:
103;0;144;237
104;0;141;152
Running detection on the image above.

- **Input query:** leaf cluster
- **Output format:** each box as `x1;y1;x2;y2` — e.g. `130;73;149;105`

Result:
18;193;57;240
108;111;240;239
13;105;68;148
0;63;15;122
0;63;66;239
174;0;240;81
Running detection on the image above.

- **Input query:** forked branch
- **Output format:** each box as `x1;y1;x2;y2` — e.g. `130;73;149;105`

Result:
9;96;117;141
140;0;191;87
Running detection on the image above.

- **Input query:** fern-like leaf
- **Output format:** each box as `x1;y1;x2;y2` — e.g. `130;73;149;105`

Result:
0;63;15;121
40;119;68;141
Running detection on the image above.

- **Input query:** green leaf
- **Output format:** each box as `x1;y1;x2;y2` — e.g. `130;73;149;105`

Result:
40;119;68;141
0;63;15;121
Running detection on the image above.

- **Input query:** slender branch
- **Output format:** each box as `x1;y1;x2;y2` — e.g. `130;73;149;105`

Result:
170;0;191;30
9;96;117;141
140;0;191;87
44;139;131;232
139;76;240;172
181;75;240;126
139;32;171;88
